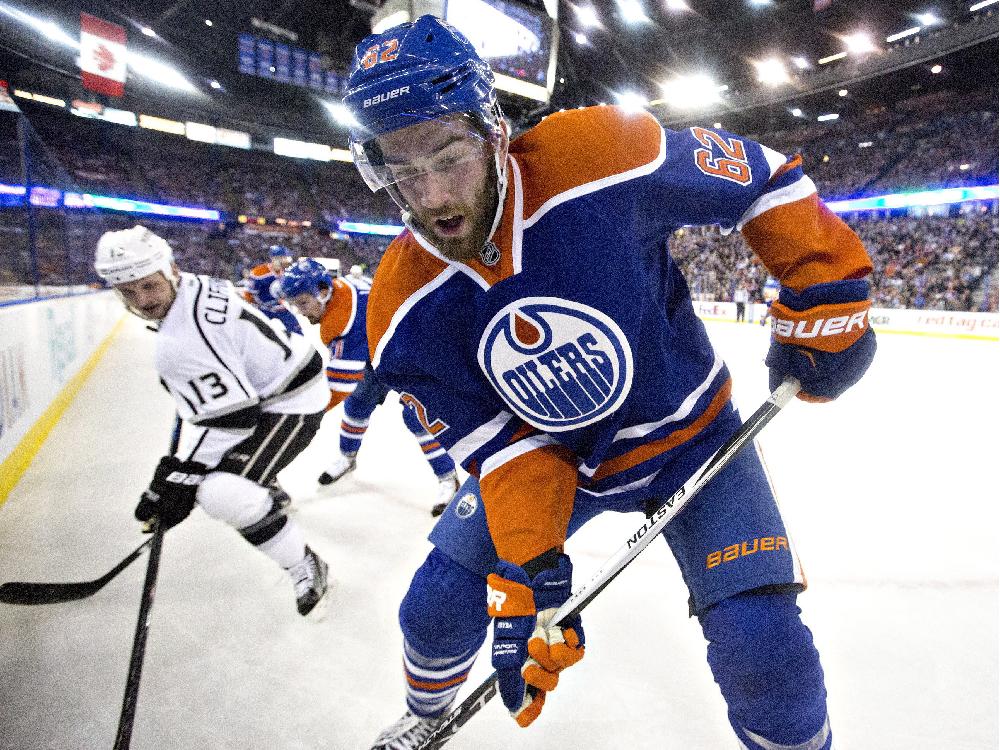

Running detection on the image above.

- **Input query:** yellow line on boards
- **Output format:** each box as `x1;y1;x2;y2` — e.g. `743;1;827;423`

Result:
0;316;126;505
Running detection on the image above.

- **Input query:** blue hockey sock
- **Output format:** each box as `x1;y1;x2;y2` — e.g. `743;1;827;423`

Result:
700;590;832;750
340;388;377;455
398;548;490;717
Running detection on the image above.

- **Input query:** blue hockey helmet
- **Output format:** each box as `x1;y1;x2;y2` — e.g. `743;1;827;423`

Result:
343;15;504;195
269;244;292;258
279;258;332;299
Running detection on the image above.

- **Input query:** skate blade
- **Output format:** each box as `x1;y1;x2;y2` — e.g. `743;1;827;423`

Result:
303;581;332;623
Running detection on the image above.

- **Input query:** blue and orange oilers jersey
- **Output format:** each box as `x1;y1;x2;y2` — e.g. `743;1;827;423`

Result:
366;106;873;565
320;275;371;407
245;263;285;315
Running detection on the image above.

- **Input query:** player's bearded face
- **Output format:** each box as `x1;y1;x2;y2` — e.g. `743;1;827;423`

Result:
115;271;176;320
376;118;498;263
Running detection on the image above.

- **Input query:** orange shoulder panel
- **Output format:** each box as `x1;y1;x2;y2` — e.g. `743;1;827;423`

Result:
741;194;873;291
511;106;664;220
249;263;270;278
318;279;356;344
478;444;578;566
366;232;449;361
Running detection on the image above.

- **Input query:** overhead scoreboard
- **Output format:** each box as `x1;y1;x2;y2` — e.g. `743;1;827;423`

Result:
372;0;558;103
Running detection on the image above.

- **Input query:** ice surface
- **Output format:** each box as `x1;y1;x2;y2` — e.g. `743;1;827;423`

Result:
0;316;996;750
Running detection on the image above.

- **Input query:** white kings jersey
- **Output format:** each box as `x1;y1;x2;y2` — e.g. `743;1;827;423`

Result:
155;273;328;468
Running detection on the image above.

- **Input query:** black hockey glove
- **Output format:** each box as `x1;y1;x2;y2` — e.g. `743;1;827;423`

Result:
135;456;207;531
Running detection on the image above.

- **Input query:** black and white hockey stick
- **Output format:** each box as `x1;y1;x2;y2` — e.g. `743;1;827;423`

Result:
114;413;182;750
0;538;154;605
0;416;184;606
417;377;801;750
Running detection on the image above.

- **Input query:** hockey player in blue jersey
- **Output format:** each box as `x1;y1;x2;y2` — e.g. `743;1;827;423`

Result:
279;258;461;515
344;16;876;750
244;245;303;335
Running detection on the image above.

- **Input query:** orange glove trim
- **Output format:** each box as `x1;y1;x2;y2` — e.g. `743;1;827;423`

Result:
486;573;536;617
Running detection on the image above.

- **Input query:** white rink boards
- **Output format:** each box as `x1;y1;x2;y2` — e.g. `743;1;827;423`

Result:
0;315;996;750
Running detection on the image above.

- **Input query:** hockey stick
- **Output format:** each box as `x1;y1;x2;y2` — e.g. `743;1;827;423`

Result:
0;416;184;606
0;538;154;605
417;377;801;750
112;520;165;750
113;413;182;750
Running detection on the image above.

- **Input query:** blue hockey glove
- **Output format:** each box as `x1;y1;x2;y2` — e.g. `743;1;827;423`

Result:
488;553;585;728
766;279;877;402
135;456;206;530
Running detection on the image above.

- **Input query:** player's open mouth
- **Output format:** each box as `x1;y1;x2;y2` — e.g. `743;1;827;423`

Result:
435;215;465;236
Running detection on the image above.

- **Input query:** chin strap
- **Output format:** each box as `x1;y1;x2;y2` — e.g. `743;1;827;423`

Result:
392;110;510;263
483;149;509;248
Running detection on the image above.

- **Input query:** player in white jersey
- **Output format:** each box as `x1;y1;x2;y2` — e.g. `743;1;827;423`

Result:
94;226;330;617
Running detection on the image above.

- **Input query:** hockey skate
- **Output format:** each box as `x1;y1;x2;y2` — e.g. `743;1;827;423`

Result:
268;484;292;511
430;474;460;518
369;710;447;750
286;546;329;618
318;453;356;485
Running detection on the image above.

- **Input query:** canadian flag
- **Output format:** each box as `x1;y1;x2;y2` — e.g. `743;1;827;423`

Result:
79;13;127;97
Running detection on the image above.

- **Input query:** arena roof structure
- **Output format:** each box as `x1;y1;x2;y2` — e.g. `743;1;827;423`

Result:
0;0;996;135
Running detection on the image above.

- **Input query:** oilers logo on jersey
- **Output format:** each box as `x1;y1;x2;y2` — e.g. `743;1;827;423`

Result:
453;492;478;519
478;297;633;432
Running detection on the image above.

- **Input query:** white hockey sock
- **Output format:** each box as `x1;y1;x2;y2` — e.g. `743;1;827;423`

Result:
258;520;306;570
198;471;306;568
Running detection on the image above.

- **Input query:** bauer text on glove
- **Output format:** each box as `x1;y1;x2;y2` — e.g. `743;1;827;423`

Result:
765;279;877;402
134;456;207;530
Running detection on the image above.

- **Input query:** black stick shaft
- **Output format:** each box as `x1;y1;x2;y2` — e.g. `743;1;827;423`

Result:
112;521;164;750
113;415;179;749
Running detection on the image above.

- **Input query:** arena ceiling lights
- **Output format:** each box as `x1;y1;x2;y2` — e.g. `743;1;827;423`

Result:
613;90;650;112
842;31;878;55
885;26;922;43
128;53;197;93
657;74;727;110
570;4;603;28
754;59;790;87
0;2;78;49
615;0;650;25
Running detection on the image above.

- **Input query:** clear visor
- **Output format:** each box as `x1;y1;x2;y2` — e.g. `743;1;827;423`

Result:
351;114;494;194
